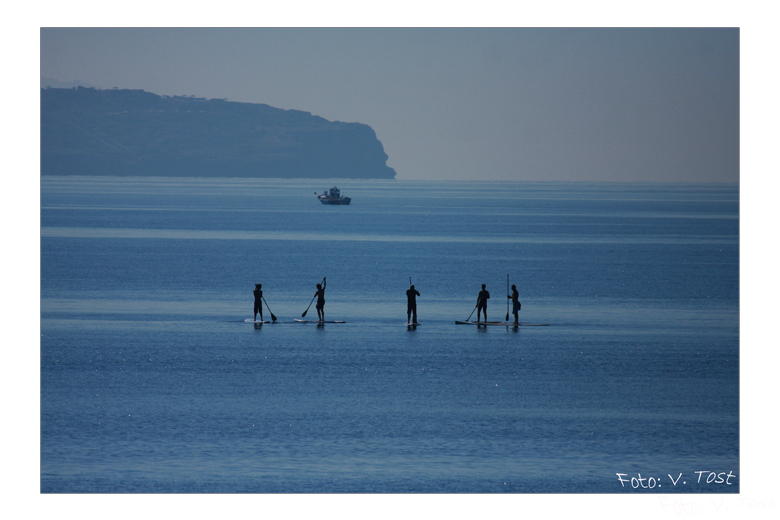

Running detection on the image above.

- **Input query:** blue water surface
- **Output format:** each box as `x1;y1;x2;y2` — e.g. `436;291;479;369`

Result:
40;177;739;493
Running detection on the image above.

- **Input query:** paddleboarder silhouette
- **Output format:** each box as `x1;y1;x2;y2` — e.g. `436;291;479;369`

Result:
315;277;327;322
253;284;263;322
477;284;490;322
406;284;420;324
507;284;521;324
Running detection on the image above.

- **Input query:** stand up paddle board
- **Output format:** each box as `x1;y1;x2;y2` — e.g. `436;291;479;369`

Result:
455;321;550;326
245;319;271;323
294;319;346;323
516;323;550;326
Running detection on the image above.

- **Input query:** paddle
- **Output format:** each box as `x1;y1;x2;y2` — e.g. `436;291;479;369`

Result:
466;300;479;322
301;294;316;318
262;296;277;322
506;274;510;322
301;277;325;317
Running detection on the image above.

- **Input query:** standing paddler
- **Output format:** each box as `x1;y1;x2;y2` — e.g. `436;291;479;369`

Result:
476;284;490;322
406;284;420;324
253;283;263;322
507;284;521;324
315;277;327;322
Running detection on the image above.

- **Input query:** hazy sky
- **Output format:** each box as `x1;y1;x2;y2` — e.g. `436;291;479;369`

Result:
40;27;739;182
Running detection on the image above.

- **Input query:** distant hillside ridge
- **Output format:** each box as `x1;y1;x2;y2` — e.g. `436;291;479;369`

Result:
41;87;397;179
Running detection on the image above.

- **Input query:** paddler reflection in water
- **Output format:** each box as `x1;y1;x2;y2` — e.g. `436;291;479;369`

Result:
315;277;327;322
477;284;490;322
406;285;420;324
507;284;521;324
253;284;263;322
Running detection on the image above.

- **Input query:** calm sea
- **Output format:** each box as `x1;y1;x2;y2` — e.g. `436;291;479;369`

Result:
40;177;739;493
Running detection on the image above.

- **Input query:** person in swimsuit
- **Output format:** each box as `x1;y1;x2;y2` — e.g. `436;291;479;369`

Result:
477;284;490;322
253;283;263;322
406;284;420;324
507;284;521;324
315;277;327;322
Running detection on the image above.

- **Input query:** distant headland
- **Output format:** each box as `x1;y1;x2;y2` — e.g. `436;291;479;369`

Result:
41;87;397;179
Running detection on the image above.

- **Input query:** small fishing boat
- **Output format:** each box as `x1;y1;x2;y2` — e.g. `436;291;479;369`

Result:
316;186;351;205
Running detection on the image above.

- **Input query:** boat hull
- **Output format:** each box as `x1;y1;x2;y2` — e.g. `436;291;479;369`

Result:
318;197;351;205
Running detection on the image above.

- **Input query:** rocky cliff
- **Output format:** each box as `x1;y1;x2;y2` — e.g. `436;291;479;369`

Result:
41;87;396;179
